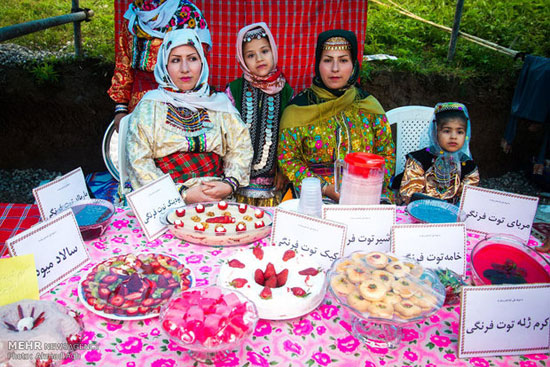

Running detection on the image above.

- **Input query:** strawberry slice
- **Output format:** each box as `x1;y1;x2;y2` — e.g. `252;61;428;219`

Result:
276;269;289;287
218;201;228;210
254;220;265;229
238;204;247;213
254;209;264;219
282;250;295;262
195;204;205;213
194;223;206;232
175;208;186;217
230;278;248;288
298;267;319;276
236;222;247;232
228;259;245;268
252;245;264;260
264;275;277;288
264;263;276;279
291;287;308;297
260;286;272;300
110;295;124;307
254;269;265;285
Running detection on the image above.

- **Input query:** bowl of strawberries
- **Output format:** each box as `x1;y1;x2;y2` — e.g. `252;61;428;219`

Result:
160;285;258;364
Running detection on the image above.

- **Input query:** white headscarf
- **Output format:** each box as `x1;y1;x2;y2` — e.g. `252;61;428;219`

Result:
141;29;238;114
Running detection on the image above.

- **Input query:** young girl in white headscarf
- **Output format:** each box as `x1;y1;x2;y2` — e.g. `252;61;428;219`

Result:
225;22;294;206
125;28;253;204
399;102;480;204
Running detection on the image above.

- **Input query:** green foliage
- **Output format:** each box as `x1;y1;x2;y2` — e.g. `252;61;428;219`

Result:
30;61;59;85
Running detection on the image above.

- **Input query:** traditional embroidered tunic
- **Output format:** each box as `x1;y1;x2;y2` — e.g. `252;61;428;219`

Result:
126;99;253;191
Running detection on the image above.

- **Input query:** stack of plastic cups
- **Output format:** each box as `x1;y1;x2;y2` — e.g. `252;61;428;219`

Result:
298;177;323;217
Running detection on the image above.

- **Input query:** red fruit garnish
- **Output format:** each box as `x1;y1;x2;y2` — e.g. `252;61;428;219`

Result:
264;275;277;288
291;287;308;297
238;204;247;213
253;246;264;260
254;209;264;219
110;295;124;307
94;303;106;311
215;225;227;234
254;269;265;285
101;274;118;284
260;286;272;299
298;267;319;276
276;269;289;287
264;263;276;279
236;222;247;232
142;298;155;307
230;278;248;288
174;219;184;228
98;287;111;299
282;250;296;262
194;223;206;231
228;259;246;268
195;204;205;213
206;216;236;223
218;201;228;210
176;208;186;217
254;220;265;229
161;289;173;299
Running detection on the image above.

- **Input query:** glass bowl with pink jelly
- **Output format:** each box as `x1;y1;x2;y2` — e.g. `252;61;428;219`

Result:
471;234;550;285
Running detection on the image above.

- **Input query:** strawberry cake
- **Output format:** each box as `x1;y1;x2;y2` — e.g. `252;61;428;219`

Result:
217;245;327;320
163;202;272;246
79;253;193;319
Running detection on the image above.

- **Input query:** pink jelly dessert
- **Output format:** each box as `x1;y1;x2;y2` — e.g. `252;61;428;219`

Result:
471;241;550;285
160;286;258;350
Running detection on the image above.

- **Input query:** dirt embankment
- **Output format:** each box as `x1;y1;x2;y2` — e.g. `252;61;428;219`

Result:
0;59;540;178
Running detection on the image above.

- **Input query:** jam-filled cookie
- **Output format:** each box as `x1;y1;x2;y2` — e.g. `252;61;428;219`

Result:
347;291;371;313
394;300;422;319
358;279;387;302
365;251;389;269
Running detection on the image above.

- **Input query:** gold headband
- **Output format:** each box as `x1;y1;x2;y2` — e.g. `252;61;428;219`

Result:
323;37;351;51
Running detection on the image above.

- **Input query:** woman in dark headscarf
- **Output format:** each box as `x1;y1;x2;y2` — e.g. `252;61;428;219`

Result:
278;30;395;202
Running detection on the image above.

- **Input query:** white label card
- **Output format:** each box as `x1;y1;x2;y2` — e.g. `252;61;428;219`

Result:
391;223;466;275
459;185;538;243
270;208;347;270
33;167;89;220
322;205;395;256
126;174;183;241
6;210;90;295
459;284;550;358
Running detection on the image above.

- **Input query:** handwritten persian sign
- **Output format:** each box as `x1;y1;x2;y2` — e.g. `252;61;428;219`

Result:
271;208;347;270
0;254;40;306
33;167;89;220
126;174;182;241
322;205;395;256
7;211;90;295
459;284;550;358
391;223;466;275
459;185;538;243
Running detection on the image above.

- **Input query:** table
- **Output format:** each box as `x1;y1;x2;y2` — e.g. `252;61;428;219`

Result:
35;206;549;366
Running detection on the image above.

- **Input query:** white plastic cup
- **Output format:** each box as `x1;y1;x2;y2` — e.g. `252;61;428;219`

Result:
298;177;323;217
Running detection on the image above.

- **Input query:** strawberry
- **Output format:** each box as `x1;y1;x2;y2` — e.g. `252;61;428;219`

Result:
195;204;205;213
276;269;289;287
141;298;155;307
228;259;246;268
235;222;247;232
254;220;265;228
161;289;173;299
252;245;264;260
101;274;118;284
93;303;106;311
264;263;276;279
238;204;248;213
260;286;272;300
264;275;277;288
218;201;228;210
298;267;319;276
282;250;295;262
291;287;308;297
98;287;111;299
230;278;248;288
254;269;265;285
254;209;264;219
194;223;206;231
175;208;186;217
110;295;124;307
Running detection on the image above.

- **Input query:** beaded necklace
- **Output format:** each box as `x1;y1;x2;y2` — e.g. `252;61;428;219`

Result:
240;80;281;177
165;103;213;137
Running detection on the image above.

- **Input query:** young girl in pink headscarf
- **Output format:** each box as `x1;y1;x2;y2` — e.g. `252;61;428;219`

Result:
225;22;294;206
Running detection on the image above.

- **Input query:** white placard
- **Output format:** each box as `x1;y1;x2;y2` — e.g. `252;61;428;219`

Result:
459;284;550;358
322;205;395;256
270;208;347;270
459;185;538;243
6;210;90;295
391;223;466;275
126;174;183;241
32;167;89;220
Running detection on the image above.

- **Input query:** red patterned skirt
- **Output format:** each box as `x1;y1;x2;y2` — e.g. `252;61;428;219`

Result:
154;151;223;183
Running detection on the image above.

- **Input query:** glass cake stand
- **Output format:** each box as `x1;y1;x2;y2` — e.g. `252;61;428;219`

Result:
328;251;446;348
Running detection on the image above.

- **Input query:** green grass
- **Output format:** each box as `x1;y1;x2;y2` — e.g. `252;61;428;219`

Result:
1;0;549;80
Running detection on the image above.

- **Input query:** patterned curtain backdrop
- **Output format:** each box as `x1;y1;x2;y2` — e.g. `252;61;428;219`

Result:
114;0;368;92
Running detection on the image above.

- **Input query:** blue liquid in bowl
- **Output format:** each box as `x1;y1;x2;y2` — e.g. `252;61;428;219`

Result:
72;204;112;226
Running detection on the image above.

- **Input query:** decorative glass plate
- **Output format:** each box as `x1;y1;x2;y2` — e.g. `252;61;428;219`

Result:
406;199;466;223
78;252;194;320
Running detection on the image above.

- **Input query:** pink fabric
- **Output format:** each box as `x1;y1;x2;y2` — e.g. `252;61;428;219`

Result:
32;206;549;366
236;22;286;95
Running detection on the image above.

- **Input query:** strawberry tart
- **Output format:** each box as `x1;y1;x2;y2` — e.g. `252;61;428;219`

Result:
164;202;272;246
217;245;327;320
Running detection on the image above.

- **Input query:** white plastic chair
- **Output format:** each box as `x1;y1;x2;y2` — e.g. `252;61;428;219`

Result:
386;106;434;175
101;115;130;186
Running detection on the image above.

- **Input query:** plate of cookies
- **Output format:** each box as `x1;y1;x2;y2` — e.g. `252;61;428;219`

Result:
161;201;273;246
328;251;445;324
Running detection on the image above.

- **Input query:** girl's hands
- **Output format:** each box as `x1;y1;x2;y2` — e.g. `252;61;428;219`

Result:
322;184;340;202
200;181;233;201
274;170;289;191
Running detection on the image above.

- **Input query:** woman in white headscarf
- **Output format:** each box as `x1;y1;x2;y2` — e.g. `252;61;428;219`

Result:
125;28;253;204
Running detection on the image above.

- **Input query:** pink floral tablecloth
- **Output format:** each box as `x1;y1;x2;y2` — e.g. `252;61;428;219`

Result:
39;207;549;367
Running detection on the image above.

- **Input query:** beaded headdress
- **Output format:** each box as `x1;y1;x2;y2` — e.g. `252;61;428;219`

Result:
244;27;268;43
322;36;352;51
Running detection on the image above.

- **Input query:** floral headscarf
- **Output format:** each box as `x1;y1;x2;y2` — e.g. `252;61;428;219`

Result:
141;29;237;114
125;0;212;50
427;102;472;187
235;22;286;95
